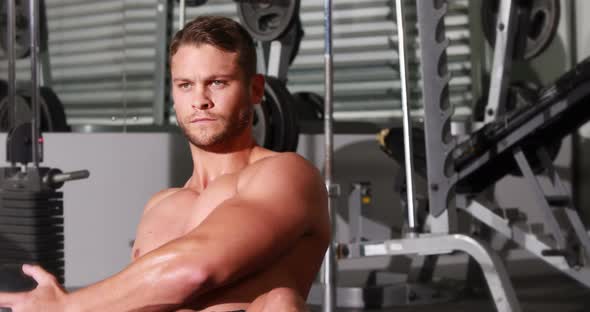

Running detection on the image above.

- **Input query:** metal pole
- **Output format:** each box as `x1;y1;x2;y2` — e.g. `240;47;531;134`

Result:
6;0;17;151
322;0;336;311
394;0;418;233
179;0;186;29
29;0;41;167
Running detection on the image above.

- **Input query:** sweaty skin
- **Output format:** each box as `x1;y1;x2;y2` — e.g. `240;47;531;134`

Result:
133;148;328;311
0;43;329;312
140;43;330;310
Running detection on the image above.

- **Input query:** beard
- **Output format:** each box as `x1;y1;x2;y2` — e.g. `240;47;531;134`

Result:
177;105;252;149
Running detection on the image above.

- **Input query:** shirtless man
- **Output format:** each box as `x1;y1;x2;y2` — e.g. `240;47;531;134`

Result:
0;16;330;312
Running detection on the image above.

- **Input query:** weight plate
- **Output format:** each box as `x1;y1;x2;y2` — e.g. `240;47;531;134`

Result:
0;0;31;59
0;80;6;99
0;94;32;131
236;0;300;42
0;86;69;132
482;0;560;60
261;76;299;152
253;101;270;147
292;91;324;121
0;224;63;235
0;215;63;226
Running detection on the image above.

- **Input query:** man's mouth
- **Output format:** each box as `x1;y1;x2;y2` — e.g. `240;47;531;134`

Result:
190;117;216;123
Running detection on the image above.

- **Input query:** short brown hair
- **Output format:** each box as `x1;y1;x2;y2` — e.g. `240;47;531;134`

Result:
169;16;257;79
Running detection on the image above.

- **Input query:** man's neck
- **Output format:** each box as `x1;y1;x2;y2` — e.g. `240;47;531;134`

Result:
187;137;257;192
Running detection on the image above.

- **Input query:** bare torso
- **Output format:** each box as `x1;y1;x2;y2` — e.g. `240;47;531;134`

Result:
131;149;329;311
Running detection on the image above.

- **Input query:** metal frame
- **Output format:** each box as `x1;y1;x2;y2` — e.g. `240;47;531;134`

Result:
484;0;518;123
320;1;521;311
321;1;336;312
152;0;173;126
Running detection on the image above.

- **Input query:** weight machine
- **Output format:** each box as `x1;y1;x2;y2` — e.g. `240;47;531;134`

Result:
321;1;590;312
0;0;88;299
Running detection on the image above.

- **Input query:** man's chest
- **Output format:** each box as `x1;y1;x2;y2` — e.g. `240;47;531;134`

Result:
132;175;239;259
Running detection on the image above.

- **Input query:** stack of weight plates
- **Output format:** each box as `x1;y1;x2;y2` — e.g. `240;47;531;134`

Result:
0;190;64;289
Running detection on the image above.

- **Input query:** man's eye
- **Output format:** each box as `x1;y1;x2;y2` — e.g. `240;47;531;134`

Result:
178;83;191;89
211;80;225;86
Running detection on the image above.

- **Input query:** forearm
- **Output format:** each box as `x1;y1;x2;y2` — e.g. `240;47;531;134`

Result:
65;241;209;312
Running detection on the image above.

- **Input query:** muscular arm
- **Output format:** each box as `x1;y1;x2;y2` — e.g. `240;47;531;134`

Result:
64;153;329;312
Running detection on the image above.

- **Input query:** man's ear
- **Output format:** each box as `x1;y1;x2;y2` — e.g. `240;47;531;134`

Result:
250;74;265;104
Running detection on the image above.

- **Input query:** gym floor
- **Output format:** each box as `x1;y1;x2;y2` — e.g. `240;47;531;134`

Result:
309;274;590;312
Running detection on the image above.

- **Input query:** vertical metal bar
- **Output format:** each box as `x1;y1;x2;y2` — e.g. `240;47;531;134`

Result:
484;0;517;123
394;0;418;233
178;0;186;29
322;0;336;311
29;0;40;167
6;0;17;144
153;0;172;125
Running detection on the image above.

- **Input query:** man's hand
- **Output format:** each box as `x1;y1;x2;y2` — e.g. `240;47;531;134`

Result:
0;264;68;312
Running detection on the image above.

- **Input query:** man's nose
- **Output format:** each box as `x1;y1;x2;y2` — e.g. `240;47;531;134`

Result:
193;101;212;110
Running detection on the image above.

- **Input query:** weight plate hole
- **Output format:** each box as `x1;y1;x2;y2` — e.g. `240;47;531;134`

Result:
529;11;547;40
259;14;280;31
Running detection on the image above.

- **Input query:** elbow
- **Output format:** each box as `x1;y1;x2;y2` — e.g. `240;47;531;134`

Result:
155;256;212;304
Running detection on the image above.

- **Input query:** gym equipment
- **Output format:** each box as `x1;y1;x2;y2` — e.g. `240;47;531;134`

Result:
252;76;299;152
0;0;88;294
236;0;300;42
0;86;70;132
0;0;30;58
482;0;560;60
176;0;206;6
321;0;337;311
0;81;6;99
0;0;48;59
293;91;324;121
326;1;522;311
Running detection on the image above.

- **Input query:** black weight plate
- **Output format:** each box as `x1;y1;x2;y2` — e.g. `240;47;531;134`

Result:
237;0;300;42
0;244;63;255
0;241;63;254
293;91;324;121
0;191;63;200
0;215;63;226
482;0;560;60
0;224;63;235
253;101;271;147
0;0;31;59
262;76;299;152
0;80;6;99
0;207;63;218
288;16;304;65
0;94;32;131
40;87;70;132
0;233;63;245
0;87;69;132
0;250;64;262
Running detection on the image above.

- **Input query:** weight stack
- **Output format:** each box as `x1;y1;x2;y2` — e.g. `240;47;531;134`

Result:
0;170;65;292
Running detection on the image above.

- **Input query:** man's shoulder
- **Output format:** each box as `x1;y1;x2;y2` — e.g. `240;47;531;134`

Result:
239;151;324;196
142;187;189;215
247;151;320;180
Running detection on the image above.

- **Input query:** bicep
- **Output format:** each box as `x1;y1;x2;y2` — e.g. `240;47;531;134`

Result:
183;157;325;283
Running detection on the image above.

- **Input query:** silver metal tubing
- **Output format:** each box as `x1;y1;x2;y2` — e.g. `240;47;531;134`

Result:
178;0;186;30
342;234;522;312
7;0;17;151
394;0;418;233
484;0;517;123
322;0;336;311
29;0;41;167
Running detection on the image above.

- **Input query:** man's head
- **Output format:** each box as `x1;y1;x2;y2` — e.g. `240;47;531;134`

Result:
169;16;264;150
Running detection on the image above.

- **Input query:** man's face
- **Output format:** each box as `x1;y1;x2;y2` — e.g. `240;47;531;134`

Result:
170;44;263;149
